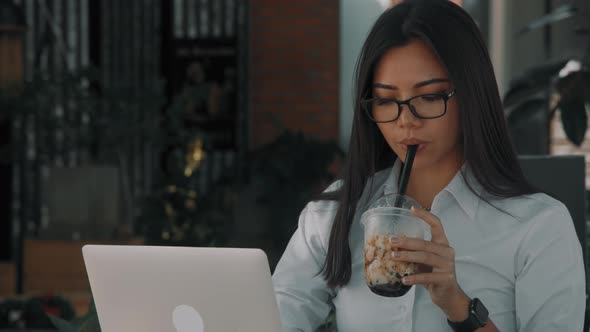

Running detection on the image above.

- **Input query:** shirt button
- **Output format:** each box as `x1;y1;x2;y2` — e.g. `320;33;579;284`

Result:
399;305;407;314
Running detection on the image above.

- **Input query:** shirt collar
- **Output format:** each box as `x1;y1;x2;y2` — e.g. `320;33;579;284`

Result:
444;165;482;220
383;159;481;220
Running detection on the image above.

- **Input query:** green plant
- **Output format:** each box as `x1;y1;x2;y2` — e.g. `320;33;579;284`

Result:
134;84;235;247
0;67;165;230
135;169;234;247
249;131;344;266
504;4;590;154
0;294;76;329
0;68;163;156
135;129;344;256
48;297;100;332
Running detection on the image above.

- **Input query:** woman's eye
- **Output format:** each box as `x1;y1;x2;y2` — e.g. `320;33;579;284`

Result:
420;95;443;102
374;98;394;106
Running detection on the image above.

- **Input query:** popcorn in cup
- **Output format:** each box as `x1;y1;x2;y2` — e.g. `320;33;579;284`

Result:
361;194;431;297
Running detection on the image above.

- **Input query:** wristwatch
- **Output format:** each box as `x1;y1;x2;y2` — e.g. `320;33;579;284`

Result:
447;297;489;332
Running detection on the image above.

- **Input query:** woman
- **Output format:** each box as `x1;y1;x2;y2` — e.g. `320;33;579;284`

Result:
271;1;585;331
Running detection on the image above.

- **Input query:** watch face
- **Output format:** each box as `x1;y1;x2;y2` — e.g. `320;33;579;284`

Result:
471;298;489;326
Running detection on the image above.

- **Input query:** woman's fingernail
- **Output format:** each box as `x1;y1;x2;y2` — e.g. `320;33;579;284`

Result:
389;237;400;245
402;277;411;284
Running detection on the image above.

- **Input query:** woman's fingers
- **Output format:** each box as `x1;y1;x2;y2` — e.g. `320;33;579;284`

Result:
410;206;449;245
401;271;456;286
391;249;453;269
389;236;455;258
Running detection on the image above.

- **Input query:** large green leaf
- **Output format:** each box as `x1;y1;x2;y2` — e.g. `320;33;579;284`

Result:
559;97;587;146
47;297;100;332
47;315;77;332
503;60;568;108
516;4;577;36
506;98;550;155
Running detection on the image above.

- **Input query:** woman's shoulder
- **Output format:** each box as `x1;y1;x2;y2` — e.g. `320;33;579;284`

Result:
302;180;342;216
486;192;571;226
292;181;342;248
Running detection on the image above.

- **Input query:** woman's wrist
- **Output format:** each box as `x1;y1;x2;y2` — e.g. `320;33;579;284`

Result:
443;289;471;322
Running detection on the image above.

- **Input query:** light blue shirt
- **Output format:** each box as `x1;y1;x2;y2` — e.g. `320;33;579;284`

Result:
272;159;586;331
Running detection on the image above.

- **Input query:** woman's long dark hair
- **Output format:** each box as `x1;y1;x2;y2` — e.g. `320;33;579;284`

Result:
320;0;538;288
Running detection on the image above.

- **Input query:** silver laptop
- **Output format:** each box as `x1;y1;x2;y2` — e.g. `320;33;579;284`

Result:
82;245;281;332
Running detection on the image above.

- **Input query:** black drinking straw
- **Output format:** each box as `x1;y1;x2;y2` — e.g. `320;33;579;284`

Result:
395;144;418;207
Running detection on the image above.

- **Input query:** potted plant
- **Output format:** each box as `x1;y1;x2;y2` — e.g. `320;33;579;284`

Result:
504;4;590;154
0;68;165;240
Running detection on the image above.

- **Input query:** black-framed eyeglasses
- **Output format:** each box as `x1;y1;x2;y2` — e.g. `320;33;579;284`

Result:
361;89;456;123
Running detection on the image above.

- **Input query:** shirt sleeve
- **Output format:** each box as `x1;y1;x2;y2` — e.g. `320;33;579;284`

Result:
514;202;586;331
272;204;337;332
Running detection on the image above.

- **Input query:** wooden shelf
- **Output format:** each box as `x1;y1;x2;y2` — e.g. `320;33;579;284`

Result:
21;238;143;293
23;239;91;293
1;238;142;316
0;261;15;296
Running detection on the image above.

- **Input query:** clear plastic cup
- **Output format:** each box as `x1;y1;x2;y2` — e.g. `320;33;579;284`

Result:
361;194;432;297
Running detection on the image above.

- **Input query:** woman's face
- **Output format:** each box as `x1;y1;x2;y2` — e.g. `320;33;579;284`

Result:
371;39;463;171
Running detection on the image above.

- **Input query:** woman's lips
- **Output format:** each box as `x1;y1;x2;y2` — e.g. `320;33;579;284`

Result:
400;143;427;152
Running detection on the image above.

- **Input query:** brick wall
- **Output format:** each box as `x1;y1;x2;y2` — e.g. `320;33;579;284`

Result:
249;0;339;148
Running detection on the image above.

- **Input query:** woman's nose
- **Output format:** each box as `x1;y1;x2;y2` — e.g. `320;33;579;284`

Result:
397;103;421;128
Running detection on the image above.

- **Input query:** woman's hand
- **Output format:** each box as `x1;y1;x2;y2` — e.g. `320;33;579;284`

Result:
389;206;470;321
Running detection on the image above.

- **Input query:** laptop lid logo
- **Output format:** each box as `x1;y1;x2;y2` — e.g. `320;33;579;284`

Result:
173;305;204;332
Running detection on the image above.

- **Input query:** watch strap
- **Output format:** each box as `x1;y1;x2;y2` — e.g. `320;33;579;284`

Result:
447;298;488;332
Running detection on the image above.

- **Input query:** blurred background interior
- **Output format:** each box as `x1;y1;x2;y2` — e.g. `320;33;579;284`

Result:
0;0;589;330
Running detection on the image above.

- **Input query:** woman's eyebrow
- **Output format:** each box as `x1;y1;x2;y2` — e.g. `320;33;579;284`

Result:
373;78;451;90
